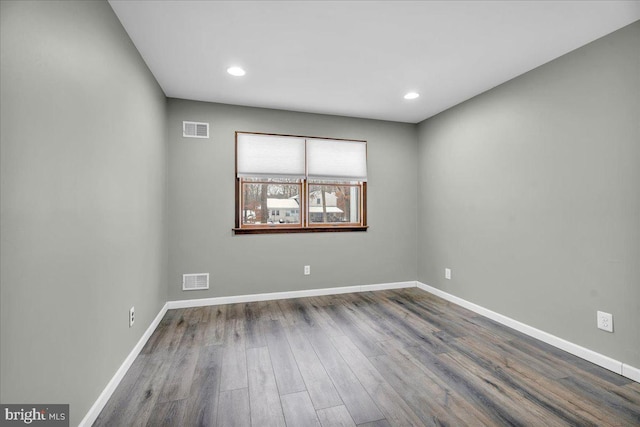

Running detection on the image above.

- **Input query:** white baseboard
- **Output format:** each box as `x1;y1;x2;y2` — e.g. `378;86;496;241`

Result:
622;364;640;383
79;302;168;427
166;280;416;309
416;281;639;383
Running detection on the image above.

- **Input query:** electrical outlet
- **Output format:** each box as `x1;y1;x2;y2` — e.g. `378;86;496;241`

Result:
597;311;613;332
304;265;311;275
445;268;452;280
129;306;135;328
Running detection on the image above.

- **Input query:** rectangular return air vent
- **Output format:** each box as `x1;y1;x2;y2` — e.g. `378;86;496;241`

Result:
182;273;209;291
183;121;209;138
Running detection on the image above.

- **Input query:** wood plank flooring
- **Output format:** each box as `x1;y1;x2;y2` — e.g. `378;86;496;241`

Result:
94;288;640;426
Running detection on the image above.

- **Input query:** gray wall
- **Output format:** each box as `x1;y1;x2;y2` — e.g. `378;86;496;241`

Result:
167;99;417;301
417;21;640;367
0;1;167;425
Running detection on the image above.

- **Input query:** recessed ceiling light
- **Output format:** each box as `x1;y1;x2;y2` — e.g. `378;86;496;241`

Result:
404;92;420;100
227;66;246;77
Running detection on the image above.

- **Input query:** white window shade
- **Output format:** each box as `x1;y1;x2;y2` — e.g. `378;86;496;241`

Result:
237;133;306;179
307;139;367;181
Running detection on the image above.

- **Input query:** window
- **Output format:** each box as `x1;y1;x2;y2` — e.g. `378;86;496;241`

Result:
308;182;361;224
235;132;367;234
241;178;301;226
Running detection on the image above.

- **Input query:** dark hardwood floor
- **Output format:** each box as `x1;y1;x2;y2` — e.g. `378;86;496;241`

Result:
94;288;640;426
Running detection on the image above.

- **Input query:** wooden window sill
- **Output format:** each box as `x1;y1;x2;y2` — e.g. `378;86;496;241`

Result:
233;226;368;235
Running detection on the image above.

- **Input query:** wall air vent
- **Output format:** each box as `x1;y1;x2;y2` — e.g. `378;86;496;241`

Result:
182;273;209;291
183;121;209;138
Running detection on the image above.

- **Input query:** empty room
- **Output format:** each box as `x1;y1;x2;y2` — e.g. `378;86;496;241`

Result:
1;0;639;426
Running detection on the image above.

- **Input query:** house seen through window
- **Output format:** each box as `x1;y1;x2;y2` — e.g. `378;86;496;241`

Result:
234;132;368;234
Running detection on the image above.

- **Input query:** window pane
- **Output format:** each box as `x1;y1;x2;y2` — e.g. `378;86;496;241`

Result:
308;183;360;224
242;180;301;225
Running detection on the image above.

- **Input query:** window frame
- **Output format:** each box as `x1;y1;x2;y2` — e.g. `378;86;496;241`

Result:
238;178;304;230
234;131;368;235
306;181;364;228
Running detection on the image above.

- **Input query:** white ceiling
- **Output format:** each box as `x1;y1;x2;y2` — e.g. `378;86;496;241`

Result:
108;1;640;124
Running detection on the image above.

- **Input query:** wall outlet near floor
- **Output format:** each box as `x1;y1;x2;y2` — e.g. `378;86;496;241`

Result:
597;311;613;332
445;268;452;280
129;306;135;328
304;265;311;276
